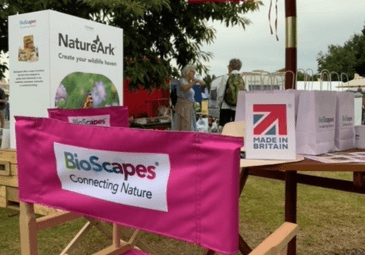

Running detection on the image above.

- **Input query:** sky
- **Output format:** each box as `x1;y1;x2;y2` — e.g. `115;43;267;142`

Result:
200;0;365;77
1;0;365;81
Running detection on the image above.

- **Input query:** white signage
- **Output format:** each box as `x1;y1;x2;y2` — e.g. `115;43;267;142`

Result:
245;94;296;160
54;143;170;212
9;10;124;148
68;114;111;127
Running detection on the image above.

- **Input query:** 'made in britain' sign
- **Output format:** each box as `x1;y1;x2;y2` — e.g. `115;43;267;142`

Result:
245;93;296;160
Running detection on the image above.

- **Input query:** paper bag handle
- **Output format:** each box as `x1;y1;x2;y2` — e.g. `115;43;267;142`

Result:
305;69;315;90
330;71;340;91
320;69;331;91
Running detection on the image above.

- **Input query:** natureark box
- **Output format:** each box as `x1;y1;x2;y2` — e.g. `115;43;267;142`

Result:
9;10;123;148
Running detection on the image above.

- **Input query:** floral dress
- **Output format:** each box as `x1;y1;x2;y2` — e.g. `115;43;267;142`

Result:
172;78;197;131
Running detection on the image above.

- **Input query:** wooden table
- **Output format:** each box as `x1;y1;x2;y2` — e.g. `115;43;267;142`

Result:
238;150;365;255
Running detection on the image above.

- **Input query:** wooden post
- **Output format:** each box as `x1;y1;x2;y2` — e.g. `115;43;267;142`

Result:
285;171;297;255
19;202;38;255
113;223;121;248
285;0;297;90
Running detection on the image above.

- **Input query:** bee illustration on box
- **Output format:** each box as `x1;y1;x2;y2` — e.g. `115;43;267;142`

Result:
82;92;94;109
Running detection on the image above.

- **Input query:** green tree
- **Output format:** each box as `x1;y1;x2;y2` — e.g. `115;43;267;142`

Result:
317;23;365;80
0;0;98;80
84;0;261;90
0;0;261;89
203;74;217;92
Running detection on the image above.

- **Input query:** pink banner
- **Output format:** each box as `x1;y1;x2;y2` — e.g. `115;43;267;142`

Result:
48;106;129;127
15;116;242;254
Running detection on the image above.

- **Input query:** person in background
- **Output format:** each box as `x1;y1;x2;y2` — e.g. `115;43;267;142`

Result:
173;65;205;131
0;87;7;128
217;58;245;129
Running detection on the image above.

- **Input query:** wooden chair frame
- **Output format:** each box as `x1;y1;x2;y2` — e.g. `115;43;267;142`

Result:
19;121;298;255
20;197;298;255
19;202;154;255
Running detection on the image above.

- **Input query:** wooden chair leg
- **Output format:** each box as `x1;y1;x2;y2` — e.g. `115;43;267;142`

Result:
60;221;93;255
239;168;250;196
19;202;38;255
239;234;252;255
88;219;113;238
204;249;215;255
113;223;122;248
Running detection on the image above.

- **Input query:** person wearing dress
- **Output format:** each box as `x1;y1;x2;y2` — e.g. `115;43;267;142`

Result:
174;65;205;131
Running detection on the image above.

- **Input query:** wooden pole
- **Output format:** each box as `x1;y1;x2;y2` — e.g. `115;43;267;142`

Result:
285;0;297;89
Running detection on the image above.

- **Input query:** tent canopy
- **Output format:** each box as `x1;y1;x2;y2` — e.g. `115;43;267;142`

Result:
337;74;365;88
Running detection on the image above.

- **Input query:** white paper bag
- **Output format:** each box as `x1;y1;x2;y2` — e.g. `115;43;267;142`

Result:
245;93;296;160
197;117;209;132
334;91;355;151
236;90;301;126
355;125;365;149
296;90;337;155
235;91;254;122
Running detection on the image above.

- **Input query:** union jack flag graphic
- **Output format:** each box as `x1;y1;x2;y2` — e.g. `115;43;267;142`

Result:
253;104;287;135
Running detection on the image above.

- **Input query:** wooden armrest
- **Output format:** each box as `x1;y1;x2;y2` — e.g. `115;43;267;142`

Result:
249;222;298;255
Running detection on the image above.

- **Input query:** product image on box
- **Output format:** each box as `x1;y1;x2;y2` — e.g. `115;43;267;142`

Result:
55;72;120;109
23;35;34;49
18;35;39;62
18;49;27;62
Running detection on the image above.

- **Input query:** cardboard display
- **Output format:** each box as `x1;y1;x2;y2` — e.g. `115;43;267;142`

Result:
9;10;124;148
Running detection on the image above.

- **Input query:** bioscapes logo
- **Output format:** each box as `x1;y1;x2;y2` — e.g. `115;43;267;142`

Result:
68;115;111;127
342;116;353;122
54;142;170;212
63;151;157;181
318;117;334;123
59;33;115;55
19;20;36;26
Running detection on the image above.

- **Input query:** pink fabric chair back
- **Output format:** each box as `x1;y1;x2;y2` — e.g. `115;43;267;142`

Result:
48;106;129;127
15;117;242;254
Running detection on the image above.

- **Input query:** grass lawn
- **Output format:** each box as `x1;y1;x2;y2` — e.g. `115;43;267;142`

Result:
1;171;365;255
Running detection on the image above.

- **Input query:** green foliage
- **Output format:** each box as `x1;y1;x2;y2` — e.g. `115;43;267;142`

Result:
203;74;217;91
85;0;261;90
0;0;261;89
0;0;98;80
317;22;365;80
55;72;119;109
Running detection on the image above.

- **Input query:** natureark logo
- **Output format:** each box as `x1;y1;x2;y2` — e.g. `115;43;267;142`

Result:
253;104;287;135
59;33;115;55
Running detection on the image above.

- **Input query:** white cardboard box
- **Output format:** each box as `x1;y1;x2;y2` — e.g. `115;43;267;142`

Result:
9;10;123;148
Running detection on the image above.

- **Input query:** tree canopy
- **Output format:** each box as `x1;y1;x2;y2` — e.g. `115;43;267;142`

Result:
317;23;365;81
0;0;261;89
